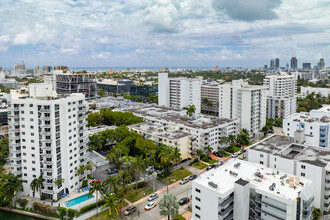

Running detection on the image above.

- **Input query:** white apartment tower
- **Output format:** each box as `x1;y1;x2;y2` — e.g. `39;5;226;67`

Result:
264;74;297;119
8;84;88;201
192;159;314;220
219;80;267;137
158;73;202;114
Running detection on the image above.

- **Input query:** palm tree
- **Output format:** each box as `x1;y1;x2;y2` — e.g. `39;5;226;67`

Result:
201;98;209;106
227;134;236;146
219;136;227;147
103;193;126;219
105;175;120;193
118;170;132;192
183;104;196;117
87;134;102;177
85;161;92;176
54;178;65;189
120;155;135;173
204;145;212;155
158;146;172;175
134;155;145;190
159;193;179;220
88;182;107;217
170;148;181;167
76;165;85;176
30;175;45;198
5;173;23;206
236;131;250;148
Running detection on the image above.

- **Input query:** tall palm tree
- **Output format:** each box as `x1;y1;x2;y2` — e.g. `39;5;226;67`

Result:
183;104;196;117
227;134;236;146
120;155;135;173
105;175;120;193
134;155;145;189
118;170;132;191
171;148;181;167
236;131;250;148
103;193;126;219
158;146;171;174
204;145;212;155
76;165;85;176
88;182;107;216
85;161;92;176
54;178;65;189
87;134;102;177
30;175;45;198
5;173;23;206
219;136;227;147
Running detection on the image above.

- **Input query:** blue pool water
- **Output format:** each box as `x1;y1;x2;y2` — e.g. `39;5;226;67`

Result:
65;193;95;208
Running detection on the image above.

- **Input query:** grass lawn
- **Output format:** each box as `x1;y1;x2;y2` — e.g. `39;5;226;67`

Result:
160;168;192;185
233;146;241;153
207;159;217;164
124;185;154;203
192;161;208;170
87;210;109;220
223;152;231;157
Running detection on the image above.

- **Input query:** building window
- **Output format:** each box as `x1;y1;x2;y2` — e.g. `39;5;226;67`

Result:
30;118;33;122
260;161;263;165
274;165;276;168
195;188;201;193
195;205;200;210
301;173;305;177
32;168;35;171
301;165;306;169
260;154;264;158
30;111;33;114
195;197;201;202
195;214;201;219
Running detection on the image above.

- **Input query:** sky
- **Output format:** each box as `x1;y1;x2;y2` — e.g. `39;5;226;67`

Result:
0;0;330;68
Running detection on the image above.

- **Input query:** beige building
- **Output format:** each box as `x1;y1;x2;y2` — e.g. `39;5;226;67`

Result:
128;123;197;160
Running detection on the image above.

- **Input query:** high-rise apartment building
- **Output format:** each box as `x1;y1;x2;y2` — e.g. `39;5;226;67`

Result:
15;61;26;74
275;58;280;69
318;58;325;70
43;66;53;73
192;159;314;220
201;81;220;116
302;63;311;70
8;84;88;200
247;134;330;215
158;73;202;113
219;80;267;137
291;57;298;70
54;66;69;71
35;66;40;73
270;59;275;69
263;74;297;119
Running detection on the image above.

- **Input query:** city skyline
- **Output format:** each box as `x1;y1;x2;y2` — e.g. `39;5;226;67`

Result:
0;0;329;68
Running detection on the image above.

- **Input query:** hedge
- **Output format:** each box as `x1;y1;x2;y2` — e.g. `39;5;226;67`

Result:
173;214;185;220
79;199;106;215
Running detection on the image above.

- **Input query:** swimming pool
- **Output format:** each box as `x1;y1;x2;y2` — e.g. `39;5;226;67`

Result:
65;193;95;208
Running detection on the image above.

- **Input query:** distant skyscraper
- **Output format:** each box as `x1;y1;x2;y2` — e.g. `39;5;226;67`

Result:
302;63;311;70
275;58;280;69
290;57;297;70
14;61;26;73
264;65;268;70
286;63;289;69
35;66;40;73
213;65;219;72
270;59;275;69
54;66;68;71
319;58;325;69
43;65;53;73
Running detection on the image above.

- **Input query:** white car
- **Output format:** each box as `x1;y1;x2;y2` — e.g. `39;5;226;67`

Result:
180;177;189;185
231;153;239;158
145;201;157;211
148;193;158;201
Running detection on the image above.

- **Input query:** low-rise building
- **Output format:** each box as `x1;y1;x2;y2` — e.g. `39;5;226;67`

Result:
192;159;314;220
283;105;330;148
247;134;330;215
301;87;330;98
125;106;239;152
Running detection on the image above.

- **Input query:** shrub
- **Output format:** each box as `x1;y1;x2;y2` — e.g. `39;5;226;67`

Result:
81;179;88;188
16;199;28;210
87;174;94;179
32;202;40;213
225;146;235;153
137;181;147;189
40;195;46;200
79;199;106;214
68;209;77;219
202;156;212;163
193;158;199;163
47;206;57;216
57;207;67;218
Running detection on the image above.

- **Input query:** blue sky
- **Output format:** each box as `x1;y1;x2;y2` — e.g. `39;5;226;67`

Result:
0;0;329;68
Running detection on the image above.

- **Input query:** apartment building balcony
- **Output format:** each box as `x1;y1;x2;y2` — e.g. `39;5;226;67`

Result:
320;136;326;141
324;190;330;196
42;189;54;194
44;182;53;187
10;162;22;167
40;124;51;128
40;130;51;135
320;130;326;135
39;115;51;120
79;135;87;141
219;195;234;208
40;109;51;113
11;156;22;161
10;148;21;154
12;114;20;119
252;196;286;212
11;121;20;126
12;169;22;175
325;175;330;181
42;167;53;172
42;145;52;151
79;114;88;120
324;196;330;203
43;160;53;165
254;206;285;220
79;146;88;152
42;139;52;144
79;121;88;127
218;204;233;219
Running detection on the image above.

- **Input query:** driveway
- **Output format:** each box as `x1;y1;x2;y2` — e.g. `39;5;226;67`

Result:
93;163;112;182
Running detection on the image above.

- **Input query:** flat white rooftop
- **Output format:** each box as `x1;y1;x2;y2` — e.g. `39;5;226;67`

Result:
195;159;312;201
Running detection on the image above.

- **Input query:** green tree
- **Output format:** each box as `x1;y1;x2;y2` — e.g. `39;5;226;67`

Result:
105;175;120;193
16;198;28;210
30;175;45;198
76;165;86;176
0;138;9;171
102;193;126;219
159;193;179;220
88;182;107;216
183;104;196;117
312;208;322;220
236;131;250;148
54;178;65;189
204;145;212;155
98;88;106;97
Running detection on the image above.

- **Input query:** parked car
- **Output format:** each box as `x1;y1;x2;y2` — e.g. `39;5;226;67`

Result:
206;164;216;171
89;179;101;185
213;151;223;157
145;201;157;211
148;193;158;201
231;153;239;158
216;161;224;167
106;168;118;175
124;206;136;216
179;197;190;205
180;177;189;185
189;174;197;181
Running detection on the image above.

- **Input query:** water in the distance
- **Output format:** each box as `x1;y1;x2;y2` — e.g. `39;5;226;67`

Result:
0;210;40;220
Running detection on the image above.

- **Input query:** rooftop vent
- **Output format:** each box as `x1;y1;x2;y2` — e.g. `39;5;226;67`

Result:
254;172;264;179
229;170;238;177
208;181;218;189
234;163;241;168
269;183;276;191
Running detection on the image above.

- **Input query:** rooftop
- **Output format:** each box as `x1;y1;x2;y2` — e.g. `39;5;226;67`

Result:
128;123;192;140
125;106;236;129
195;159;313;200
249;134;330;167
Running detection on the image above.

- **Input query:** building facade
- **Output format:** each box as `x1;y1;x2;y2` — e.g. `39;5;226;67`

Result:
291;57;298;70
201;81;220;116
283;105;330;148
264;74;297;119
247;134;330;215
192;159;314;220
158;73;202;114
219;80;267;137
8;84;88;200
301;87;330;98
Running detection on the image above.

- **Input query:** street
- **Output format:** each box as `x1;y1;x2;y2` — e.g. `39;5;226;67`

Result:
125;181;193;220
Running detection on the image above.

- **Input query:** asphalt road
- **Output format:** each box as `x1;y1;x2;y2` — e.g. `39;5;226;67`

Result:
125;181;193;220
